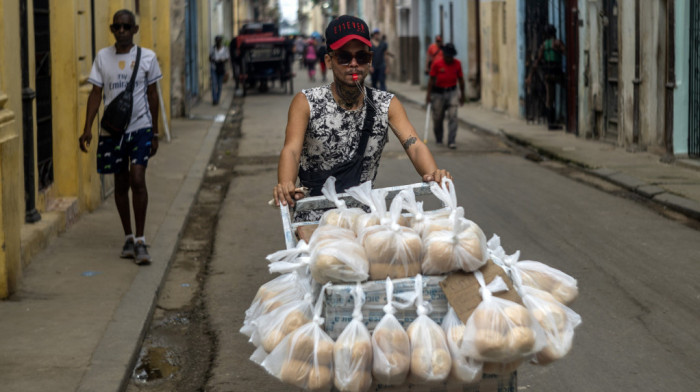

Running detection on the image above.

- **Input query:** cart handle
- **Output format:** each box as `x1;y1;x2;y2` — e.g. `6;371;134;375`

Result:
279;182;435;250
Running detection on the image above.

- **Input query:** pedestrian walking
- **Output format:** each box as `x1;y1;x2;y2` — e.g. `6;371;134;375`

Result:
229;35;241;90
210;35;230;105
370;28;391;91
526;24;566;130
272;15;451;221
304;38;318;82
425;43;465;149
78;9;162;265
425;34;443;75
317;40;328;82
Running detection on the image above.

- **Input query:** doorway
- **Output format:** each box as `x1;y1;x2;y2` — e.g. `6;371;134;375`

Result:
602;0;620;142
34;0;53;190
689;0;700;156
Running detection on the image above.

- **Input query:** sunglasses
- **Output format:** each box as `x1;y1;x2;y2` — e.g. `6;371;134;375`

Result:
332;50;372;66
110;23;133;31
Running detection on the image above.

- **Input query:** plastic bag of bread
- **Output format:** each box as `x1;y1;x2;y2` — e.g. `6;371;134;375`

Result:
334;283;373;392
521;286;581;365
422;210;488;274
308;225;356;248
406;274;452;383
318;177;366;230
251;293;314;355
309;234;369;284
262;283;335;391
441;306;483;383
345;181;389;235
360;196;422;280
371;278;411;385
241;268;312;338
266;239;312;275
487;236;578;305
460;271;544;364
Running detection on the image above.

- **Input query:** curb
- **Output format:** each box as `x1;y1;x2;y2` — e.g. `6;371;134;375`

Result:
75;103;228;392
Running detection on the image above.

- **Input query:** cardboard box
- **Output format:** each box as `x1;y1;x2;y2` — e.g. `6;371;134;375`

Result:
323;276;448;340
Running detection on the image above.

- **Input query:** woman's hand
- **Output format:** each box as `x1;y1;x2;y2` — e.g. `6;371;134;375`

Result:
422;168;452;184
273;181;306;207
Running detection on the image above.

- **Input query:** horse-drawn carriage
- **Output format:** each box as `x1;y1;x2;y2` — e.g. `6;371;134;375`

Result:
234;23;294;96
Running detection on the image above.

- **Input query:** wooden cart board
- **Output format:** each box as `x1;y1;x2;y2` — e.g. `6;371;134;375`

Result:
440;260;522;325
296;224;318;243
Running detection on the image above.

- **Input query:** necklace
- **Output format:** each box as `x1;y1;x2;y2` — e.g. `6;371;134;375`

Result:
333;82;362;110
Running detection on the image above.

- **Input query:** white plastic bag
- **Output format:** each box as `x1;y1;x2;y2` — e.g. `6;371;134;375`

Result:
240;267;312;338
333;283;373;392
406;274;452;382
262;283;335;391
371;278;411;385
251;293;315;354
422;210;488;274
318;177;366;229
345;181;389;235
441;306;483;383
521;286;581;365
360;196;422;280
460;271;544;364
309;234;369;284
487;236;578;305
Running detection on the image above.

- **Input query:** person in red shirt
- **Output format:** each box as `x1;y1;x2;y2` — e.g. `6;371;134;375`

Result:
425;43;465;149
425;35;443;75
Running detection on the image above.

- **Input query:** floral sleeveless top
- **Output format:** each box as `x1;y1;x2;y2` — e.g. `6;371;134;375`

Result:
296;84;394;222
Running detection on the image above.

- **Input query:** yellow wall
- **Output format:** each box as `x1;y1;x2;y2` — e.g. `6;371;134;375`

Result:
479;0;519;116
0;0;25;297
0;0;173;298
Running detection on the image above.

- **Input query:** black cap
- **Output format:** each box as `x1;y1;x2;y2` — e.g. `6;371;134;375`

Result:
443;43;457;57
325;15;371;51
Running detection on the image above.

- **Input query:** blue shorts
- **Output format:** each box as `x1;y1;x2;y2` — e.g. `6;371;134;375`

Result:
97;128;154;174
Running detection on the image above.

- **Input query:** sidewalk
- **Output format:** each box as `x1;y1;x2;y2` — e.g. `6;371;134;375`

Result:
0;87;233;392
389;81;700;220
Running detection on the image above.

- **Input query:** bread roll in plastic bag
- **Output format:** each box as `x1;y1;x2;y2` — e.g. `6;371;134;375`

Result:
461;271;545;363
406;275;452;382
262;283;335;391
345;181;389;235
371;278;411;385
318;177;365;229
333;283;373;392
360;196;422;280
422;210;487;274
251;293;314;357
487;236;578;305
309;233;369;283
441;306;483;383
241;266;312;338
521;286;581;365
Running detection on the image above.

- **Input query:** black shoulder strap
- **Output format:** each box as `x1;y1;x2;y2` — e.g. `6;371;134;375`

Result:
125;47;141;92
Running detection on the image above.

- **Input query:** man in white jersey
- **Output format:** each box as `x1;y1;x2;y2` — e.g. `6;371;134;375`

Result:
79;9;162;265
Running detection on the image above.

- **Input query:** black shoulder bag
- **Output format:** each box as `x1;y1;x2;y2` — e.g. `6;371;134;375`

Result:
101;46;141;137
299;88;377;196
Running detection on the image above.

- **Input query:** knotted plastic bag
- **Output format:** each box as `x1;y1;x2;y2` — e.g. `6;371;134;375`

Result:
360;196;422;280
460;271;544;365
333;283;373;392
251;292;315;355
521;286;581;365
406;274;452;382
318;177;365;229
422;208;487;274
262;283;335;391
309;233;369;284
371;278;411;385
345;181;389;235
441;306;483;383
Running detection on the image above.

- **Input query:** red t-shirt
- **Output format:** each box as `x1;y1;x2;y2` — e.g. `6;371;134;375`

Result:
429;58;463;88
427;43;442;62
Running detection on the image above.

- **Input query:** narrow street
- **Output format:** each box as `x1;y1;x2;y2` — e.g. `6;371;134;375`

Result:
128;70;700;392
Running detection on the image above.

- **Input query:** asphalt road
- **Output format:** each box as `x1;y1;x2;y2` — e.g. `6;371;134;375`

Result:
185;73;700;391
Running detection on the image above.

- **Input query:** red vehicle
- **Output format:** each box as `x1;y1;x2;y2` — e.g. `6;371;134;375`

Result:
234;23;294;96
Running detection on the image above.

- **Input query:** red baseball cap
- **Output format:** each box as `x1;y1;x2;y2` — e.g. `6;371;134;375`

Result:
325;15;371;51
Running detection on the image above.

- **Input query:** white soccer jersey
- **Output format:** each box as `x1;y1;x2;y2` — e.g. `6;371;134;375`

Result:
88;45;163;133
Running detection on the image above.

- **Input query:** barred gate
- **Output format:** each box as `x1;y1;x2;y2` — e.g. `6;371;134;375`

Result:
690;0;700;157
